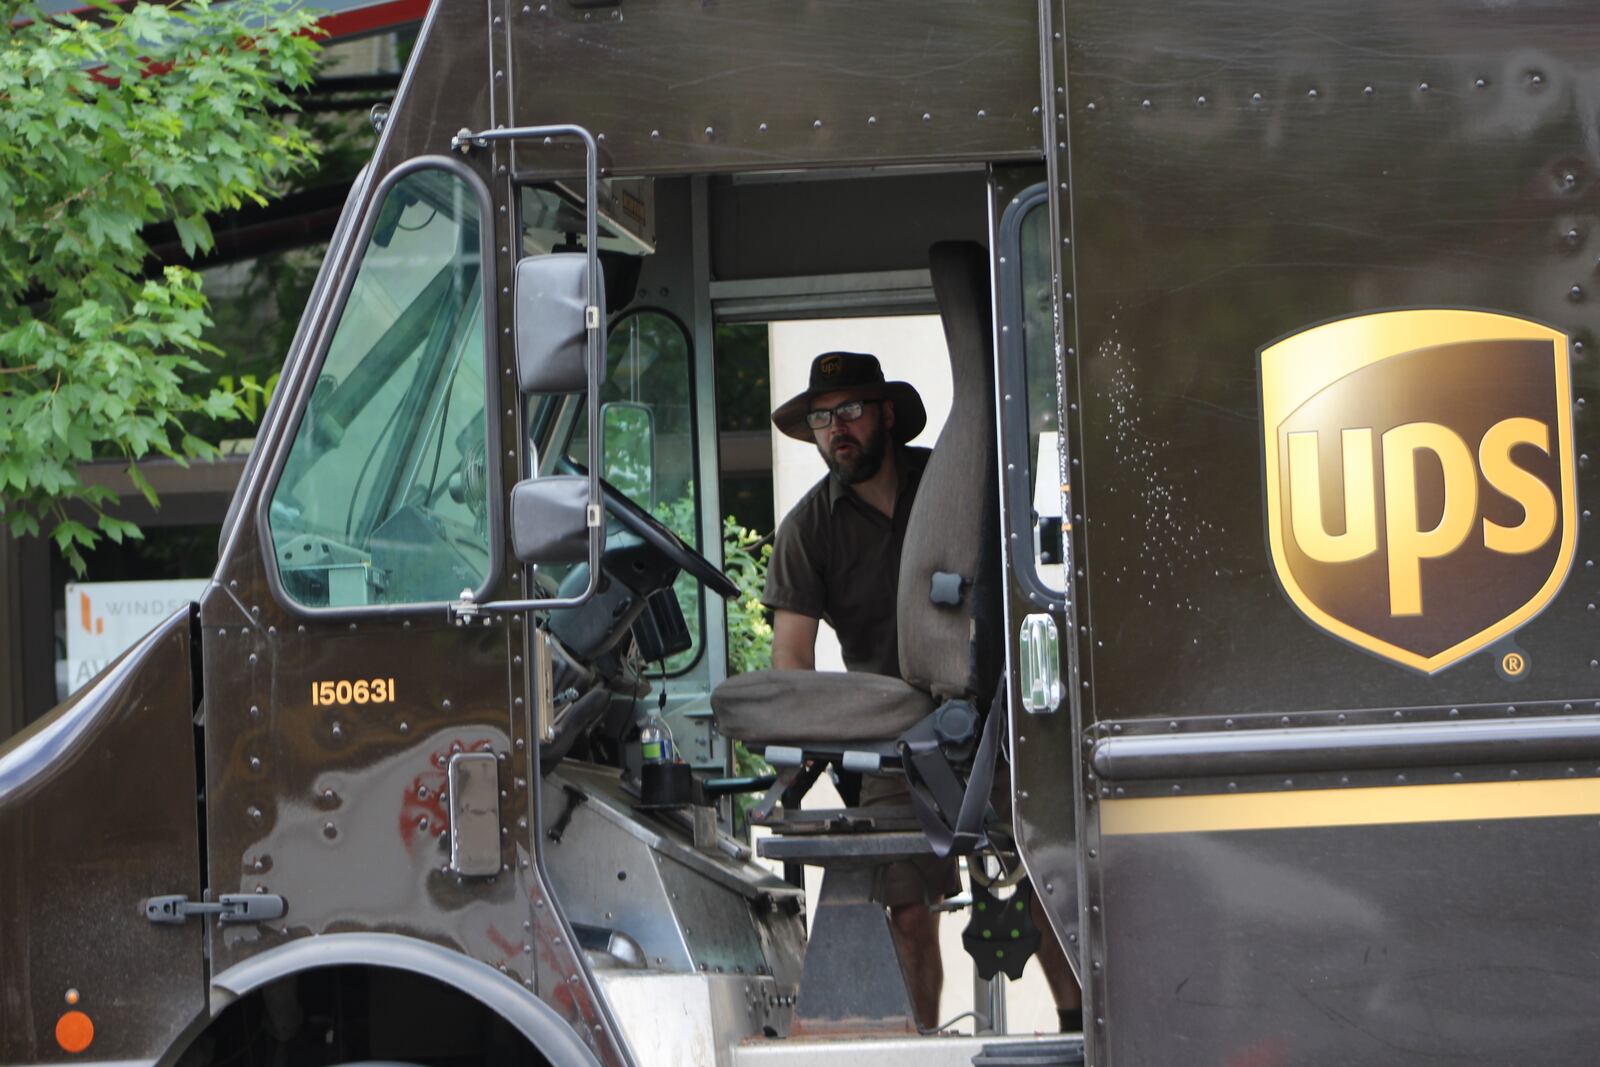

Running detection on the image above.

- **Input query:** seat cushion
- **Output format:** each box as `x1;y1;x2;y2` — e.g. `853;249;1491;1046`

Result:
710;670;935;745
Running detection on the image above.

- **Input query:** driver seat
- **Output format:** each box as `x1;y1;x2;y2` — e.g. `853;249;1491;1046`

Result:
711;237;1003;838
709;240;1002;1035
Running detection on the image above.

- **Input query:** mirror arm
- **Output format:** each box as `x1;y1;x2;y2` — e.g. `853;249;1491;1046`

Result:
448;124;606;615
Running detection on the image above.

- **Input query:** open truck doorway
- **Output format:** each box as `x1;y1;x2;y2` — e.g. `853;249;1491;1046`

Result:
752;314;1060;1033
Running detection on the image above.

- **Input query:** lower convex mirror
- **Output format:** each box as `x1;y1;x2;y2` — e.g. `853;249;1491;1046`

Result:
510;476;602;564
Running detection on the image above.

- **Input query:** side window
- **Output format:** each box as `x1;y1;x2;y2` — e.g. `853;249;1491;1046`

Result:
268;168;492;609
567;309;702;669
1018;199;1066;592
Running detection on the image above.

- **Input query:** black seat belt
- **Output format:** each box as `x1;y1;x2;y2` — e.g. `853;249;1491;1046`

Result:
897;676;1006;858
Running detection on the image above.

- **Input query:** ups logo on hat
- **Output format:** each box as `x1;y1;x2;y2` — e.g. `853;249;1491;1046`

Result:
819;354;843;378
1260;309;1576;674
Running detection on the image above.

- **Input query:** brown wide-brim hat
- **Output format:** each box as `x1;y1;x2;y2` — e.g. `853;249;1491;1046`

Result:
771;351;928;443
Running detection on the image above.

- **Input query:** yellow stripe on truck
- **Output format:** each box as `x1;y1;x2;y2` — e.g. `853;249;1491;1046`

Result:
1099;776;1600;836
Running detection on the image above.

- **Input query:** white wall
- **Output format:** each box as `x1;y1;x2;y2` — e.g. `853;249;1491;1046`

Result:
767;316;952;671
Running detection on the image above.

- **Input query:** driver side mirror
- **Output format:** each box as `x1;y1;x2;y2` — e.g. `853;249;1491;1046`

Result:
508;251;607;568
514;252;607;394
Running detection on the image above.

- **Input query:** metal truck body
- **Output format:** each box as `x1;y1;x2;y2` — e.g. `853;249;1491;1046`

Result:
5;1;1600;1065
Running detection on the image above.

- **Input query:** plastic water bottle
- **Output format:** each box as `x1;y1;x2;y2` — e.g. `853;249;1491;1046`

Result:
640;714;674;765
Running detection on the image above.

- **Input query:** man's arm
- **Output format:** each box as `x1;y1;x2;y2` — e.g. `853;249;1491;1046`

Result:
771;610;820;671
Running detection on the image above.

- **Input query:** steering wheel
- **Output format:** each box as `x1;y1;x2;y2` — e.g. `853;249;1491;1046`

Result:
597;477;740;601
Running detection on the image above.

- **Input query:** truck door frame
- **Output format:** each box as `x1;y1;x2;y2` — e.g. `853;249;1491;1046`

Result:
991;0;1096;1044
192;1;635;1058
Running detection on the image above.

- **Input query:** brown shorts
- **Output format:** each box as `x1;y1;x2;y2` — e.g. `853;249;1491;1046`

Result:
860;773;963;908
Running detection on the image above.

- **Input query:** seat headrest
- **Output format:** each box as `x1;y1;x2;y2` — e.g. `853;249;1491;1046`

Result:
897;241;1003;703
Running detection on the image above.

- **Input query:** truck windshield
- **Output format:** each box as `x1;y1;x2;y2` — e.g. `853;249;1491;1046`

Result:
267;167;492;609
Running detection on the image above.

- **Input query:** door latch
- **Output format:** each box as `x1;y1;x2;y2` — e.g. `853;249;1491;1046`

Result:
1019;613;1062;714
145;893;286;925
448;752;503;877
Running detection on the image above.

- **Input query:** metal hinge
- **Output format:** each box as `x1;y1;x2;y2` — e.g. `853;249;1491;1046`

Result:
448;587;495;626
145;893;286;926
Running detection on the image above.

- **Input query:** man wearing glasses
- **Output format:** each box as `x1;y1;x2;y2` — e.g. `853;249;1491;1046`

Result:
762;350;954;1028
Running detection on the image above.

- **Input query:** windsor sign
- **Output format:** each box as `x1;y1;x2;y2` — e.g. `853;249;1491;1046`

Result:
63;579;209;694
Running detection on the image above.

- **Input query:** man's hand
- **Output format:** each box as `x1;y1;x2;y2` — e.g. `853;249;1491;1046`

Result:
771;610;820;671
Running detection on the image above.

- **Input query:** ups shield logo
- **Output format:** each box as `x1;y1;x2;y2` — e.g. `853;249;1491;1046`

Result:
1260;309;1576;674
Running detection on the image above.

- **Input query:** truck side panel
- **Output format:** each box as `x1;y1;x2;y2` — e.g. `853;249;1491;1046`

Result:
1055;0;1600;1062
1066;0;1600;720
1100;813;1600;1064
0;609;203;1064
507;0;1042;177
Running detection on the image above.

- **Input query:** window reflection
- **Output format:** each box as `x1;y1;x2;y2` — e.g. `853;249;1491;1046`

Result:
267;168;490;608
1019;202;1067;592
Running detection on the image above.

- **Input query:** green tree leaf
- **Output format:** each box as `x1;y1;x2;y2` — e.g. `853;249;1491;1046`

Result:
0;0;323;574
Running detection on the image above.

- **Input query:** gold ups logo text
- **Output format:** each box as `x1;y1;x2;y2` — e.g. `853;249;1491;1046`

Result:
1261;310;1576;673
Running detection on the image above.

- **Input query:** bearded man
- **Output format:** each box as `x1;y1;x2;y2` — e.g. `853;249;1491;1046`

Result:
765;351;930;680
760;350;954;1027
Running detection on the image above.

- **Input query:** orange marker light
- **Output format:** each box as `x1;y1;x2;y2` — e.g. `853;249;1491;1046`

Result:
55;1010;94;1054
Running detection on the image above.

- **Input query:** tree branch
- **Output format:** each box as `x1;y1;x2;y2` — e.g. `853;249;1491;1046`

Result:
42;170;115;226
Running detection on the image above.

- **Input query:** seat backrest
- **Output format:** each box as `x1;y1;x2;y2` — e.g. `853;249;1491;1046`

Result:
897;241;1003;704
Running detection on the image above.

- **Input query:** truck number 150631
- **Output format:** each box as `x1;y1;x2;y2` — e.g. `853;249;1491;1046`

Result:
312;678;397;706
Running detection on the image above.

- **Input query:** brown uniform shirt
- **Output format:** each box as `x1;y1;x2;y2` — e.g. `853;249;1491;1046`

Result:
763;446;931;677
